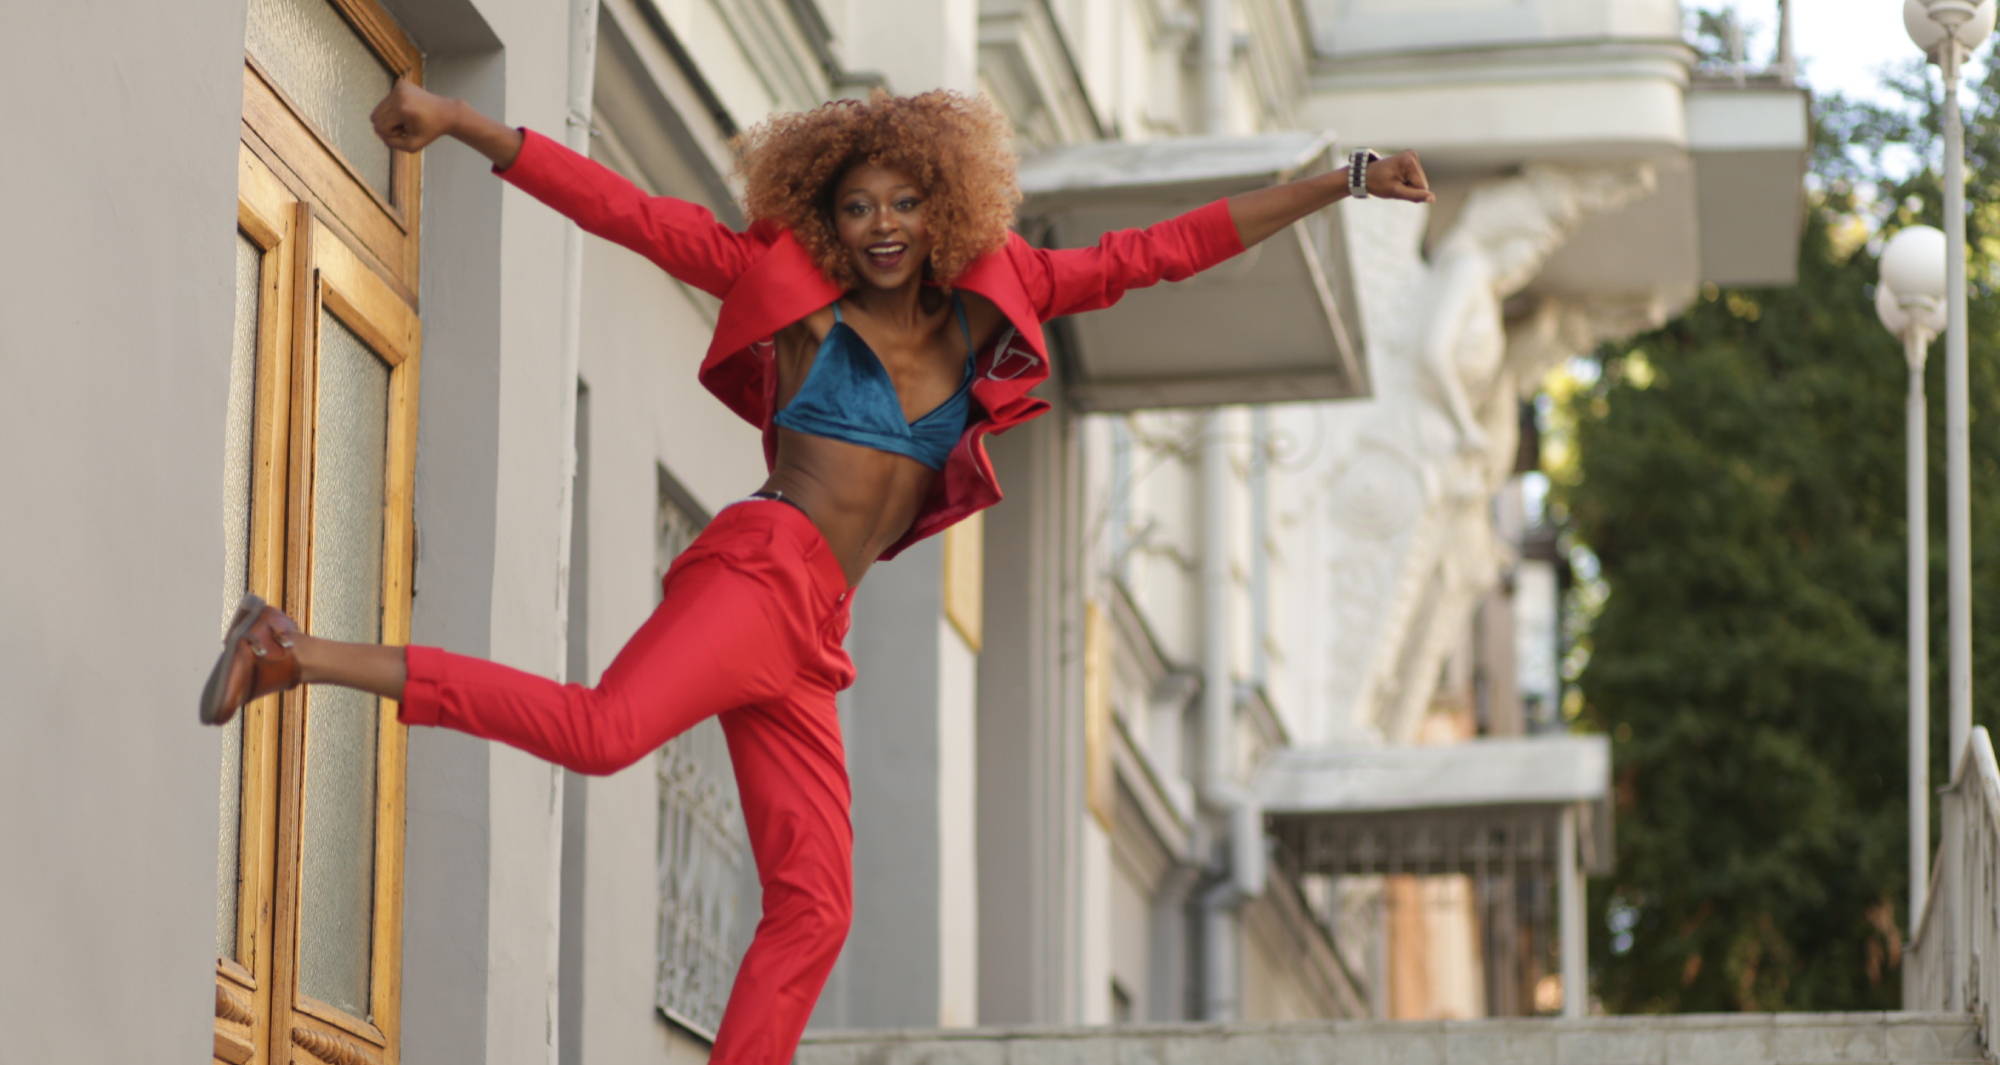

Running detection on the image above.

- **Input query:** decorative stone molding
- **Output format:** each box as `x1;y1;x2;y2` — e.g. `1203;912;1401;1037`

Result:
979;0;1106;149
1504;289;1682;389
1418;163;1657;459
1317;162;1669;743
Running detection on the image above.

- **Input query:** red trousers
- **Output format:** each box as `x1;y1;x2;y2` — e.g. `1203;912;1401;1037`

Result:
400;500;856;1065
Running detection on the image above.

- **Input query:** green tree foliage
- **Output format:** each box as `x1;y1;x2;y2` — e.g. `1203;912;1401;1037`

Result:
1555;64;2000;1012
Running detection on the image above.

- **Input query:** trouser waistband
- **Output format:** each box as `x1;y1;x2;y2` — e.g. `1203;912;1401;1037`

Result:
748;488;813;522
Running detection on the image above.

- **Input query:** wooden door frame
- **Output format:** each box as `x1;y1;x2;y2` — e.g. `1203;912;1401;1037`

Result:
217;1;423;1061
267;217;420;1064
215;143;306;1065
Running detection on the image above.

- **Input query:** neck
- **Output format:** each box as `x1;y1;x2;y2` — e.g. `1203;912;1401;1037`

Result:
845;276;931;325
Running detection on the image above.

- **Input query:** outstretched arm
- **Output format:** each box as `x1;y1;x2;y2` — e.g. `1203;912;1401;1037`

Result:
371;78;523;167
1019;150;1434;321
1227;150;1434;249
367;78;756;297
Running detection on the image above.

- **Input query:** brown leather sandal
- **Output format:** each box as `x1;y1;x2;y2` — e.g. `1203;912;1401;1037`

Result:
199;593;303;726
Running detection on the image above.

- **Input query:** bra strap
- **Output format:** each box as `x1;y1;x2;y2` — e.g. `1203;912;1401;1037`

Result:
831;299;844;323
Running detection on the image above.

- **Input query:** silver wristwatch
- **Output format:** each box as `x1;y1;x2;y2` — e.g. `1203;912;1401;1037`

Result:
1348;149;1383;199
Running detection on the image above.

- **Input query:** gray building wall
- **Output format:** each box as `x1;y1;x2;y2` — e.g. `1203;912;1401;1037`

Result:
388;10;507;1062
0;2;249;1060
388;1;575;1061
0;0;607;1059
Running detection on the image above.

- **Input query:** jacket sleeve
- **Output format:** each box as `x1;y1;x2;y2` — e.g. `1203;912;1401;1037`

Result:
1011;199;1246;321
495;128;758;298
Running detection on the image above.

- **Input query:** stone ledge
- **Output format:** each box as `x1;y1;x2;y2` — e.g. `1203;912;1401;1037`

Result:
797;1012;1983;1065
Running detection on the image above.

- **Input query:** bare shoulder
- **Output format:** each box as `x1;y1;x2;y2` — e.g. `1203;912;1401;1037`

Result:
773;314;829;365
792;304;838;342
770;316;828;403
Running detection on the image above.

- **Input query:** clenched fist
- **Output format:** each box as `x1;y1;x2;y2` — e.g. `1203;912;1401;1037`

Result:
370;78;460;153
370;78;523;167
1365;150;1434;204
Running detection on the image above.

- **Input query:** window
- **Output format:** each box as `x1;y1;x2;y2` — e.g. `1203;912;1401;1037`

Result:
651;471;761;1040
214;2;422;1063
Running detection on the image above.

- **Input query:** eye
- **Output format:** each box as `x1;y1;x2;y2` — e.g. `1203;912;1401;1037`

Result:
895;197;922;212
842;202;870;218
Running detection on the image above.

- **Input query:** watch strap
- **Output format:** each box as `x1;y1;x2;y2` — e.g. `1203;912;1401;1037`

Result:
1349;148;1383;199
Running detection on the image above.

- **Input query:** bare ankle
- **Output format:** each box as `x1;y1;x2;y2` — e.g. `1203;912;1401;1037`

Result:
291;637;409;701
291;634;329;685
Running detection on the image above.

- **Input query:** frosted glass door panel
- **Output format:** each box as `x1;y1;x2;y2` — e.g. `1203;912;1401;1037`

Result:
297;311;388;1018
245;0;394;200
216;232;263;960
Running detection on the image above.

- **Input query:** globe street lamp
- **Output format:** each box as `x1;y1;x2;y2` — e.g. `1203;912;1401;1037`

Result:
1904;0;1992;1011
1904;0;1990;785
1876;224;1947;930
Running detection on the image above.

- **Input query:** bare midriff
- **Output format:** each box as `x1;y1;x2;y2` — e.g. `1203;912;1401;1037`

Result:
759;432;938;587
757;291;1003;588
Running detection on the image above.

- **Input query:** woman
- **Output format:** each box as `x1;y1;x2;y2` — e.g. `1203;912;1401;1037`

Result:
200;83;1430;1063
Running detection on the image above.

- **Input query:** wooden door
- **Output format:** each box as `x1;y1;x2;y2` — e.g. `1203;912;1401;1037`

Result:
215;2;422;1061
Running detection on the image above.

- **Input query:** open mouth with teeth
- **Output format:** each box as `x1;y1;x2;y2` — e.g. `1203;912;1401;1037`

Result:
865;242;908;270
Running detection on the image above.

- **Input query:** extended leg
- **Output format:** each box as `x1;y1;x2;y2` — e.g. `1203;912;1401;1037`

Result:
399;559;806;775
706;677;853;1065
201;503;838;779
295;637;406;699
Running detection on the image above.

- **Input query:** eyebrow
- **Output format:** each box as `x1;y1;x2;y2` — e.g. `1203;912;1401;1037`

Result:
838;186;923;199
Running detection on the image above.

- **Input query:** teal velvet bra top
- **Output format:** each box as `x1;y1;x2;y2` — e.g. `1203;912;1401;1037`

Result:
772;295;977;470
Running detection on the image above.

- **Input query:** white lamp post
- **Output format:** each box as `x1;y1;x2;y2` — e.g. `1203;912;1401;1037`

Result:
1904;0;1992;1011
1877;224;1947;935
1905;0;1990;786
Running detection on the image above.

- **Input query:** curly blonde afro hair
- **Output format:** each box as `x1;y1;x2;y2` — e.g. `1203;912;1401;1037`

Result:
734;90;1021;289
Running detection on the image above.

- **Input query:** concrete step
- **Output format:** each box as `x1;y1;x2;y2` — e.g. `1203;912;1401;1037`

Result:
799;1011;1985;1065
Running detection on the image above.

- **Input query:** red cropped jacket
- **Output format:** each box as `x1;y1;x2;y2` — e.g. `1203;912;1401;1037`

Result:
497;129;1245;559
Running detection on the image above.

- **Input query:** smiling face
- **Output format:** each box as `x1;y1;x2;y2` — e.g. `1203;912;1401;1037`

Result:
831;162;934;291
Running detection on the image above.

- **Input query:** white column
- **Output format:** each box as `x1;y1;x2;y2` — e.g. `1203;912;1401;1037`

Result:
976;407;1085;1025
833;545;948;1028
1558;806;1586;1019
1940;32;1974;788
1940;39;1974;1007
1776;0;1796;77
547;5;601;1061
1906;330;1931;932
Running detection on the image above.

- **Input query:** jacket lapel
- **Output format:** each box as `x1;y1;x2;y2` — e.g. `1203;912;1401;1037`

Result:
953;234;1052;428
700;230;1053;430
707;231;841;366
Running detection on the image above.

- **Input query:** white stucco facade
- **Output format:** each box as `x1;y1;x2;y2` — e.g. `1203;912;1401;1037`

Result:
0;1;1803;1061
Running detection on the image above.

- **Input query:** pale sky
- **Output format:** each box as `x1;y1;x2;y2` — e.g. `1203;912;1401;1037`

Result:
1793;0;1914;101
1777;0;1986;104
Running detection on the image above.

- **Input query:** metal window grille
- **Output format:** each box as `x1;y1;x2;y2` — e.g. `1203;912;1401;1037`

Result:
653;483;760;1039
